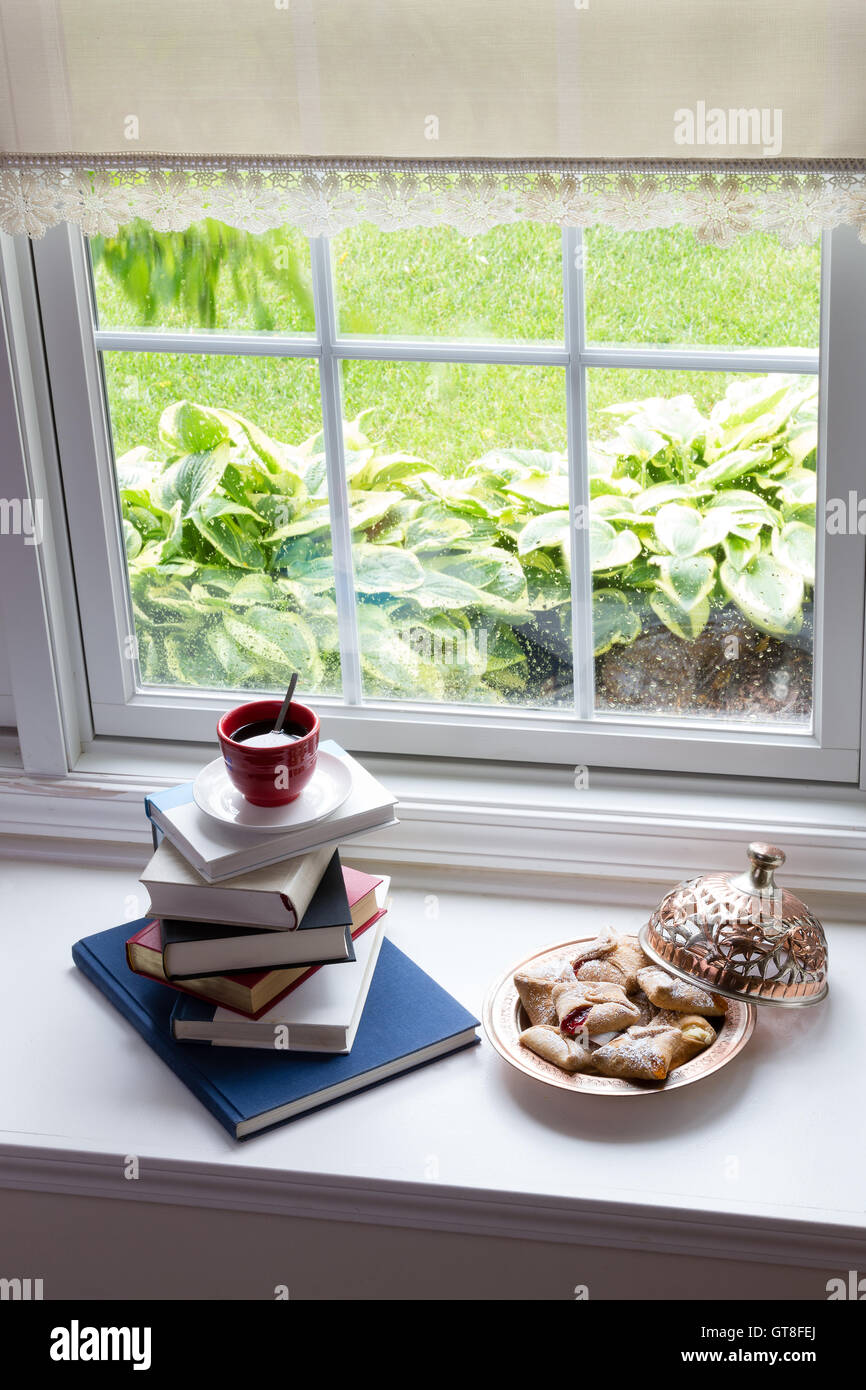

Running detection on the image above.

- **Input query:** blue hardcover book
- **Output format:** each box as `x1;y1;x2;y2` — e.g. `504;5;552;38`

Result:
72;922;479;1140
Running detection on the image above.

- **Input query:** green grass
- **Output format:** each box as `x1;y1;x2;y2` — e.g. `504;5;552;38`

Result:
94;221;821;468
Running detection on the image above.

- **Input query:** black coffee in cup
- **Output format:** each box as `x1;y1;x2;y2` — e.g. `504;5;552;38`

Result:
232;718;306;747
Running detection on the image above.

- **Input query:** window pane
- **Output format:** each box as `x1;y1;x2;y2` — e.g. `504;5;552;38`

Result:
332;223;563;342
339;360;570;706
91;220;315;334
583;228;821;350
587;369;816;726
101;353;341;695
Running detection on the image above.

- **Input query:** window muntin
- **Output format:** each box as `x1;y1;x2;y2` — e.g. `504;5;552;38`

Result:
86;218;822;734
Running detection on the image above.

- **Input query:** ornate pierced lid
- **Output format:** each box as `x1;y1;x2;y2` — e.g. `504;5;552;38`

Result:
638;843;828;1008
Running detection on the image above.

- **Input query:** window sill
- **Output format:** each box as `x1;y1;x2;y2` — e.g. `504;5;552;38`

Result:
1;737;866;902
0;852;863;1272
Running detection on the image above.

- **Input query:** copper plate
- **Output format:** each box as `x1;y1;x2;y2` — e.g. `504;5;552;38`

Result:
483;936;757;1097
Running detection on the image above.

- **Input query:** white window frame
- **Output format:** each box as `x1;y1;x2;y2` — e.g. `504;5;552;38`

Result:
7;220;866;782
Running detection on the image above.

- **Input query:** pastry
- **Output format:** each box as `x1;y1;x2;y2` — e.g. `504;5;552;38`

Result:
629;988;658;1027
519;1025;595;1073
592;1026;683;1082
653;1010;717;1060
570;926;618;971
636;966;728;1016
552;980;641;1037
574;934;651;992
594;1010;717;1081
514;958;574;1027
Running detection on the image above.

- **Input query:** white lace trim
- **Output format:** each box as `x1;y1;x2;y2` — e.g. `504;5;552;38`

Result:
1;161;866;245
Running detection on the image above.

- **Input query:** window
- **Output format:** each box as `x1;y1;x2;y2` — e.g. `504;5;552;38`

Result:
26;219;866;779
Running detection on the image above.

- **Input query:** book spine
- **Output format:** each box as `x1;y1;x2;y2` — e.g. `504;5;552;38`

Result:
143;796;160;851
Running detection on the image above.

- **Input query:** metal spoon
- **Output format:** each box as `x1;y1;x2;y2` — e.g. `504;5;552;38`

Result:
274;672;299;735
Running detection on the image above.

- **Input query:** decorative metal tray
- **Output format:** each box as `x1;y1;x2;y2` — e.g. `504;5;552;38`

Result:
483;936;757;1097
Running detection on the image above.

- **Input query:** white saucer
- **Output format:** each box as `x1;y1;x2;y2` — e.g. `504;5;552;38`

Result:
193;750;353;832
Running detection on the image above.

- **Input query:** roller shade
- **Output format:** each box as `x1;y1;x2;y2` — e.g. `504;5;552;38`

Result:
1;0;866;242
2;0;866;160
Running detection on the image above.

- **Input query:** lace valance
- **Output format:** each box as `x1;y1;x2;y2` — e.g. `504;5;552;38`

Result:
2;160;866;247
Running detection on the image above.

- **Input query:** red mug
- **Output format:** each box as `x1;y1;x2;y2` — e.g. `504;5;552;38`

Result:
217;698;319;807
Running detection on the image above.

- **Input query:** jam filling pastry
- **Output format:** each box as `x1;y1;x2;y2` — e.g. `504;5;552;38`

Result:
553;981;641;1036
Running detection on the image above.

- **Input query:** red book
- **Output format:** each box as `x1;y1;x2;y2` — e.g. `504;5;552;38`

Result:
126;867;384;1019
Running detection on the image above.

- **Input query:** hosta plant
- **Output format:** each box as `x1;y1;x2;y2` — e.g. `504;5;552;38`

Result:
119;374;817;705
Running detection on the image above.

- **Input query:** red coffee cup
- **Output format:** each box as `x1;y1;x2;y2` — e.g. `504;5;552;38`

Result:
217;698;319;807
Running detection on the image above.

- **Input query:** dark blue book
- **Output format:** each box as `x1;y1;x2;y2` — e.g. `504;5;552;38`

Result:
72;923;479;1140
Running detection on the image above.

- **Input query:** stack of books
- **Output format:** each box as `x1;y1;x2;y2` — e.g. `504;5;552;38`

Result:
72;740;479;1138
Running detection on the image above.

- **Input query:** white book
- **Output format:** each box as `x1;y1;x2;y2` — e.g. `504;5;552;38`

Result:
171;883;390;1054
140;839;333;930
145;741;398;884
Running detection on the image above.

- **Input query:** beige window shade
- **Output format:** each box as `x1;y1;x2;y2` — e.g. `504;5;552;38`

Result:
2;0;866;160
1;0;865;241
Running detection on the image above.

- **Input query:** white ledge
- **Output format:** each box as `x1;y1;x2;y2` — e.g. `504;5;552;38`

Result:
2;744;866;895
0;853;863;1271
0;1142;862;1270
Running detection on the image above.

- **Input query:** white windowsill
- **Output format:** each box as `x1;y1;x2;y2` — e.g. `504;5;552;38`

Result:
1;737;866;901
0;849;863;1271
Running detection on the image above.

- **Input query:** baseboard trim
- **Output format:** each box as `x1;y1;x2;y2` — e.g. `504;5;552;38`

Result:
0;1143;861;1270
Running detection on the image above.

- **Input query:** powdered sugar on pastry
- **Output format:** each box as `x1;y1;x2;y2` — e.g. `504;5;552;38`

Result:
636;966;728;1016
552;980;641;1036
575;935;652;992
519;1025;595;1073
592;1027;681;1081
569;926;618;972
514;958;574;1026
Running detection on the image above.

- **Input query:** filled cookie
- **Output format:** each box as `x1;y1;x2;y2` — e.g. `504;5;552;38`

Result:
574;934;651;992
636;966;728;1017
519;1025;595;1073
552;980;642;1037
592;1026;684;1082
514;957;575;1027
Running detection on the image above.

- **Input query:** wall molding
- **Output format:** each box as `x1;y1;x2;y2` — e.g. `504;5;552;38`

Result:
0;1143;861;1271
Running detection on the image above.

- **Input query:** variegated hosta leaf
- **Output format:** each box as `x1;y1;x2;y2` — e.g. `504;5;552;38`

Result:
159;400;230;454
697;443;774;486
633;482;701;514
653;502;730;557
650;591;711;642
652;554;716;612
352;543;425;594
592;589;641;656
590;517;641;572
158;443;230;515
771;521;816;585
590;494;638;524
504;473;570;512
720;554;804;637
517;510;571;556
123;519;142;558
723;533;761;573
223;606;323;683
